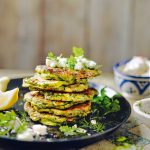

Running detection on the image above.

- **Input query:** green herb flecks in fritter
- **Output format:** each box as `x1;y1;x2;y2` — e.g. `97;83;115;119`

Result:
24;102;77;125
35;65;100;82
24;91;93;109
32;101;91;117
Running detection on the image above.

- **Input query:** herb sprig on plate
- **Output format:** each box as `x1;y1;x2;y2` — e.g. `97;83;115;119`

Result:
0;110;27;136
92;88;120;116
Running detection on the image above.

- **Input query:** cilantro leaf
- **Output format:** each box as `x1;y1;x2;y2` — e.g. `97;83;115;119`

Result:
67;55;76;69
72;47;84;57
47;52;57;60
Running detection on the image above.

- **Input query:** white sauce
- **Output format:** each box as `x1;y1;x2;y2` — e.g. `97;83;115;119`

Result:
122;56;150;76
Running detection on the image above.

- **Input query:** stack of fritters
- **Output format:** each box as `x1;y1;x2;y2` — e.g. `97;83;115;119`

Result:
23;65;99;126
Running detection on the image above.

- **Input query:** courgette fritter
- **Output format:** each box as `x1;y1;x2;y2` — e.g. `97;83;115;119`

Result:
22;78;88;93
32;101;91;117
24;102;76;125
24;91;91;109
44;88;98;102
35;65;100;81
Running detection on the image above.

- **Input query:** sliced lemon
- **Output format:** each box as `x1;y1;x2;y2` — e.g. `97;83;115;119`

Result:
0;88;19;110
0;77;10;92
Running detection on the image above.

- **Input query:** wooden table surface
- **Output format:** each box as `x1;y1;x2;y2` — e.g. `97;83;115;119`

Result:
0;70;150;150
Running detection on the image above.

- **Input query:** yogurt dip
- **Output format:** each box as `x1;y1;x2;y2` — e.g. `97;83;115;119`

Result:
120;56;150;76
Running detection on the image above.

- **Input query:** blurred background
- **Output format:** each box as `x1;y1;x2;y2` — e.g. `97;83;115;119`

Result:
0;0;150;72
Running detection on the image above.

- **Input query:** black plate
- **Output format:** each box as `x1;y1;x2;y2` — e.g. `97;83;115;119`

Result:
0;78;131;150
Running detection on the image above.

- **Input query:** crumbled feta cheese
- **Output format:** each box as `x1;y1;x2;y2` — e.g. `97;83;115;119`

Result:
76;128;87;133
74;62;84;70
32;124;47;135
86;61;97;69
76;56;83;62
80;58;88;64
58;57;67;68
91;120;96;125
17;128;34;141
87;133;91;136
73;124;77;128
46;58;57;68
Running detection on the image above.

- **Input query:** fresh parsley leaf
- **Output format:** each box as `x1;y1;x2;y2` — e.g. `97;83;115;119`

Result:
92;88;120;115
67;55;76;69
72;47;84;57
47;52;57;60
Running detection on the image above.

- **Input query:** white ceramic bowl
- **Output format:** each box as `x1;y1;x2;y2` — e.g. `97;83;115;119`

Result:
113;60;150;99
133;98;150;128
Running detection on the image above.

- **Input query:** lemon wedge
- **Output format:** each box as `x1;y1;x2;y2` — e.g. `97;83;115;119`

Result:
0;77;10;92
0;88;19;110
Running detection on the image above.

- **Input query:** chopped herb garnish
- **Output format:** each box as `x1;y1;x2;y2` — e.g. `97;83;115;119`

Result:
67;55;77;69
0;110;27;136
47;52;57;60
72;47;84;57
59;125;87;136
79;118;104;133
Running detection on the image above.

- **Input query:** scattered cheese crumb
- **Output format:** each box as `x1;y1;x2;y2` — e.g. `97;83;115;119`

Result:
86;61;97;68
73;124;77;128
87;133;91;136
91;120;97;125
74;62;84;70
58;58;67;68
46;59;57;68
32;124;47;135
17;128;34;141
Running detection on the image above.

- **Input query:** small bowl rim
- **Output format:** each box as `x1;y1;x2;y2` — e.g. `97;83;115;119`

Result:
133;98;150;119
113;59;150;79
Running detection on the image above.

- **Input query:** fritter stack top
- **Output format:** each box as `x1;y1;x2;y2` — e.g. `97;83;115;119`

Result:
22;47;101;126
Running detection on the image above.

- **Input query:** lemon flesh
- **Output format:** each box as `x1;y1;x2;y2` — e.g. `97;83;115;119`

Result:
0;77;10;92
0;88;19;110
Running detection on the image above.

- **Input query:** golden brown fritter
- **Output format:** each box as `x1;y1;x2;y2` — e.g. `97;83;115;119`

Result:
23;76;89;92
32;101;91;117
35;65;100;81
24;91;91;109
24;102;76;126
